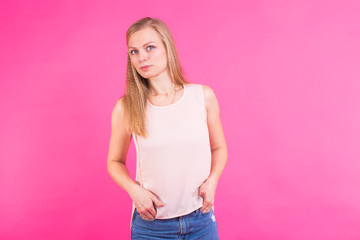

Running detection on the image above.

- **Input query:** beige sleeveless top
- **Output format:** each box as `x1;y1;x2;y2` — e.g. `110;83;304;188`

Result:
130;83;212;226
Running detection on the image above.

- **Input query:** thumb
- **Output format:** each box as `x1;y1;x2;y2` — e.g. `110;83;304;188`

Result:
151;195;164;207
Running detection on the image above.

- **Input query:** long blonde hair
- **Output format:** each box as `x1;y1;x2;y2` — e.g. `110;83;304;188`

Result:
122;17;190;137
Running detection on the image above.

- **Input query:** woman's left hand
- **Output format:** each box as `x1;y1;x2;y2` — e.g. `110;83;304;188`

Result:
199;176;218;213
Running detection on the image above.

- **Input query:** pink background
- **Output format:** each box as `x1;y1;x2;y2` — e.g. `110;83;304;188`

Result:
1;0;360;239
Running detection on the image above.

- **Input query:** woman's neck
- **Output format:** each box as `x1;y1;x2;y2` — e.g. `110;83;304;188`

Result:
148;76;176;96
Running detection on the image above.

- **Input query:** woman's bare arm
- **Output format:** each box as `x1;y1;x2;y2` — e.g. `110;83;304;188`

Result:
199;85;228;212
107;97;164;219
107;97;137;194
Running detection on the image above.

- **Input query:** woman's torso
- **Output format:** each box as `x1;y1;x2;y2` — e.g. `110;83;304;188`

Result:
131;83;212;222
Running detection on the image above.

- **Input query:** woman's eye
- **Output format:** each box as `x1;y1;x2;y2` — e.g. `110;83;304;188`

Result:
129;46;154;55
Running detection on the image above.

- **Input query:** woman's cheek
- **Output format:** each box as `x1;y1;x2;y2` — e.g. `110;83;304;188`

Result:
152;50;161;59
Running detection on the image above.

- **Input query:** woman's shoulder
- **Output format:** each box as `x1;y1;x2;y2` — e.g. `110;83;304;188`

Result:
112;96;126;120
185;83;217;110
114;96;125;111
189;83;215;100
185;83;213;94
111;95;132;134
197;84;217;111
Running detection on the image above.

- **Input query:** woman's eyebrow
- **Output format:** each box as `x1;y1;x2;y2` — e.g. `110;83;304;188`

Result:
128;41;156;49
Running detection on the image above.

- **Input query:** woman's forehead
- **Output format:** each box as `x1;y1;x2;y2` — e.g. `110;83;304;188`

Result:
128;28;161;48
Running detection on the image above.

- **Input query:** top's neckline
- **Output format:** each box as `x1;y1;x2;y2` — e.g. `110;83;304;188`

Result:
147;84;186;108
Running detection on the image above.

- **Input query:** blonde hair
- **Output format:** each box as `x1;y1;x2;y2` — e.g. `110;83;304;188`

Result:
122;17;190;137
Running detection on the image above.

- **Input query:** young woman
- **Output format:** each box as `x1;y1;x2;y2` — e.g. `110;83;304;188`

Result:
107;17;227;239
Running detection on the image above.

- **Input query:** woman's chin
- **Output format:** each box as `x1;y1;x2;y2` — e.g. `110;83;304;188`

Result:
140;73;158;79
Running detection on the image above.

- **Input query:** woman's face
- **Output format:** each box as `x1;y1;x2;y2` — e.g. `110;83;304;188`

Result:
128;27;168;79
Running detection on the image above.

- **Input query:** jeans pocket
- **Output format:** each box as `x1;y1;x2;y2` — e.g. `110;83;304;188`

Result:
199;208;212;215
134;208;156;222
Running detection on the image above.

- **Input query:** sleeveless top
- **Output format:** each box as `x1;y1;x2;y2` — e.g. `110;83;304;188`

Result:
130;83;212;226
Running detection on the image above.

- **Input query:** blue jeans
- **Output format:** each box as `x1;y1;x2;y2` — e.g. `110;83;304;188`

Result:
131;207;219;239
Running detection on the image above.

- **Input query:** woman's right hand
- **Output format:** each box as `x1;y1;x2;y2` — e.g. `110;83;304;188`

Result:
130;183;164;220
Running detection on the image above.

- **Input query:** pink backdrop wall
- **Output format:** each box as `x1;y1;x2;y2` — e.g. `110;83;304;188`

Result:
1;0;360;239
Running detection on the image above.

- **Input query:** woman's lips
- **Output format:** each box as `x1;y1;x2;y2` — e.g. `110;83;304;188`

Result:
140;65;151;71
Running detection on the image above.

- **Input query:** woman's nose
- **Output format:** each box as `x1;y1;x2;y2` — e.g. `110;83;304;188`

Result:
139;50;149;61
